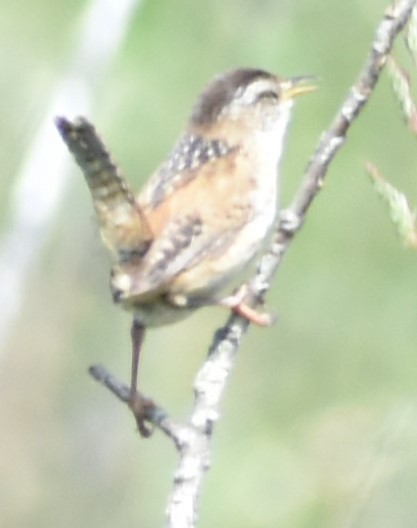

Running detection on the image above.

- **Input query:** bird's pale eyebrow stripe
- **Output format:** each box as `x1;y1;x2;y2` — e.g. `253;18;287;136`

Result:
146;134;235;208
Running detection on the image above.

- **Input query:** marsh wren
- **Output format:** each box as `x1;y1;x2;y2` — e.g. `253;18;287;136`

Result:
56;68;315;435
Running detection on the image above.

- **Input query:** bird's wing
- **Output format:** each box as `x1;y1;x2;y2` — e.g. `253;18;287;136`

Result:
112;130;255;302
128;213;224;295
117;150;253;301
139;133;236;209
117;204;247;302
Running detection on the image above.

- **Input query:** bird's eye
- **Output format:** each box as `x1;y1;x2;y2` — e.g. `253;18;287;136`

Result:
257;90;279;102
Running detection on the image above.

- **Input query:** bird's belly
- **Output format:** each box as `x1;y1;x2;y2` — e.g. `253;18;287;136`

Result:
130;299;195;327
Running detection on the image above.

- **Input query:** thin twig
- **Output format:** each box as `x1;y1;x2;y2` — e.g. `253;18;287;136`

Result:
165;1;417;527
89;365;190;448
274;0;417;264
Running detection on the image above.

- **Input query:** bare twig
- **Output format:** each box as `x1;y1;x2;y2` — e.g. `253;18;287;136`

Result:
83;0;416;526
277;0;416;247
166;1;417;527
89;365;190;448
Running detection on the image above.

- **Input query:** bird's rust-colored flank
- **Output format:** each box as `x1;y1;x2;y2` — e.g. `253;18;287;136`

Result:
56;68;316;435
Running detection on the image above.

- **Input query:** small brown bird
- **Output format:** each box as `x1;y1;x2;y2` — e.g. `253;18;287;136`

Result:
56;68;315;435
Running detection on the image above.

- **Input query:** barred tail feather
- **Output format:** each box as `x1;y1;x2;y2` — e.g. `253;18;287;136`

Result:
56;116;152;262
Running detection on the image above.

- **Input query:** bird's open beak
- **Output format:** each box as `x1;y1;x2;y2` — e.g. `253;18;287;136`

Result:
281;75;318;100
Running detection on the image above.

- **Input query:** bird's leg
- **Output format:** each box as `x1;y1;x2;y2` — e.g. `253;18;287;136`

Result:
219;284;274;327
129;320;154;437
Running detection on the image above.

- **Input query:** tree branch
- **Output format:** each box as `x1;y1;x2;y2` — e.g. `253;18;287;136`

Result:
83;1;416;526
166;1;417;527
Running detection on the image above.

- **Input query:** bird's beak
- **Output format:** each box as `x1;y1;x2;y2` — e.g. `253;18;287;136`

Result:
281;75;318;100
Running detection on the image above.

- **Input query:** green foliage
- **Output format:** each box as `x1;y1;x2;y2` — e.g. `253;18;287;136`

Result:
367;162;417;248
367;5;417;249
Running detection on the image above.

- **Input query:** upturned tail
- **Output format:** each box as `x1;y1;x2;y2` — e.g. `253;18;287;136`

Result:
56;116;152;262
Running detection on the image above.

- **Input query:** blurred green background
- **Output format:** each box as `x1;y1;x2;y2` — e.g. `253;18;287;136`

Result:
1;1;417;527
